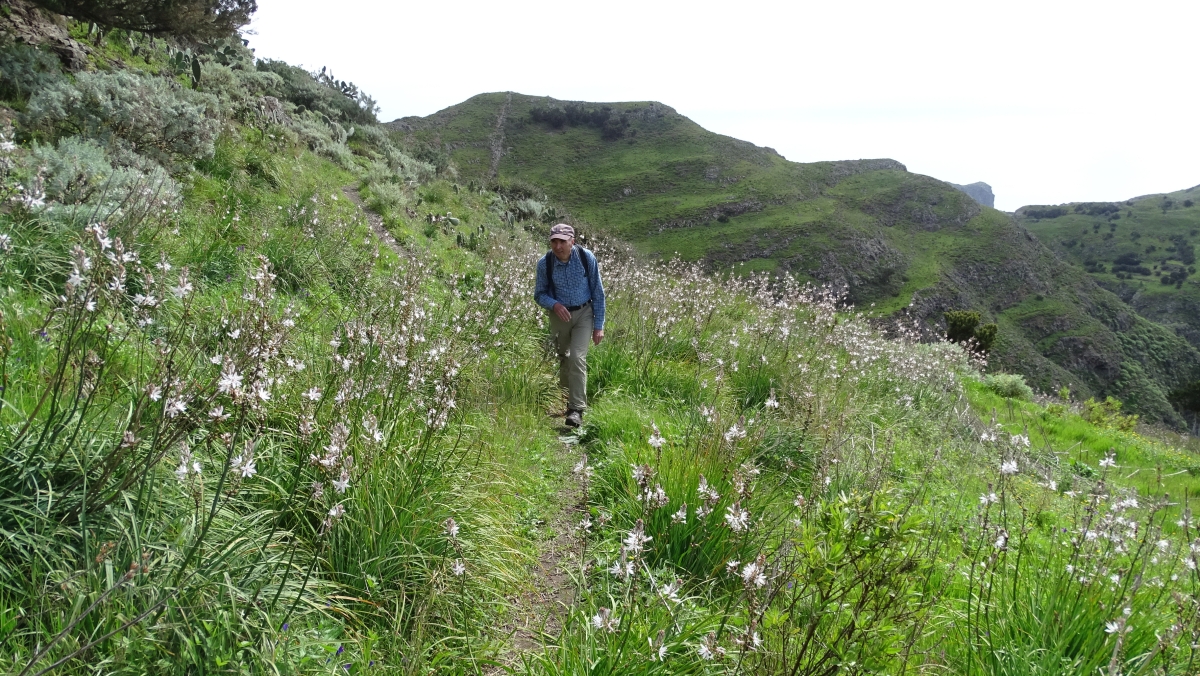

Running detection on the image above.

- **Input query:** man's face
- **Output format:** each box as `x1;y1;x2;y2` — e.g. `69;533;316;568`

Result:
550;237;575;261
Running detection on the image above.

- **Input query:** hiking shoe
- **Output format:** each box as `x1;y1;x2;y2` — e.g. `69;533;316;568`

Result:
565;410;582;428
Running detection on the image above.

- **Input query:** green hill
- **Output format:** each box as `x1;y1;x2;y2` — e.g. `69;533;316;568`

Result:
391;93;1200;424
1017;188;1200;349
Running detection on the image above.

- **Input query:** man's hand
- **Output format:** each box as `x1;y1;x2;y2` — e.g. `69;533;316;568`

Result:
593;329;604;345
552;302;572;322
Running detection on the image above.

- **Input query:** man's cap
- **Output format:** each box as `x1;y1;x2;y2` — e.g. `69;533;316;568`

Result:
549;223;575;241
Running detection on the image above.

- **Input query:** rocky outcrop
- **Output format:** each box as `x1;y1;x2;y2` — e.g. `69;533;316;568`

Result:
825;158;907;183
0;0;91;70
949;181;995;208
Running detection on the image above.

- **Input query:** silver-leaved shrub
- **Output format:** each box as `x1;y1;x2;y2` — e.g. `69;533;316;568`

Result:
31;136;173;204
22;69;219;171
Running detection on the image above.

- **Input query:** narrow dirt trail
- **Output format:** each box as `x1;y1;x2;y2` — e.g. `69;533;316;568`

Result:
487;92;512;180
340;185;408;259
342;187;586;670
510;433;584;652
480;427;587;674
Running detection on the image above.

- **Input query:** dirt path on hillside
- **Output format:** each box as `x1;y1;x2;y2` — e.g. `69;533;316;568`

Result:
344;186;584;669
487;92;512;179
514;433;583;645
341;185;411;260
484;428;586;672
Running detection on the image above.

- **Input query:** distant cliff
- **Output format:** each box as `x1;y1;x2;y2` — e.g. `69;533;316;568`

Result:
949;182;995;208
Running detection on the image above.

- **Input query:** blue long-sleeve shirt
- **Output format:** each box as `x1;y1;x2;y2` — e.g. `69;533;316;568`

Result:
534;247;606;330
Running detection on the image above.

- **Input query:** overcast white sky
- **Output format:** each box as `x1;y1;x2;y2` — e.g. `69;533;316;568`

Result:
247;0;1200;211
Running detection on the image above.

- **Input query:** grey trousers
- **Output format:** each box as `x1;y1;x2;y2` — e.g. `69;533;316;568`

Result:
549;303;593;412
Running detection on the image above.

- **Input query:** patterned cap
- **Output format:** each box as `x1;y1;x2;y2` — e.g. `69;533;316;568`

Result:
549;223;575;241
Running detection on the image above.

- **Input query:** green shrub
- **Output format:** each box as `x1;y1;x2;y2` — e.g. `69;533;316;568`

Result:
945;309;999;354
1171;380;1200;414
22;70;219;171
973;321;997;352
348;122;392;154
366;181;405;214
1082;396;1139;432
197;62;284;123
29;0;255;40
292;111;353;167
982;373;1034;400
420;182;450;205
30;136;111;204
945;309;980;343
255;59;377;127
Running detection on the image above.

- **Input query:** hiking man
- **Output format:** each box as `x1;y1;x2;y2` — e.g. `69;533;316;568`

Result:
534;224;605;428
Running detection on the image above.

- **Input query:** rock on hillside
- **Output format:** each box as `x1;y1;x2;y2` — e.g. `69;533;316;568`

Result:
392;93;1200;424
0;0;91;70
948;181;995;208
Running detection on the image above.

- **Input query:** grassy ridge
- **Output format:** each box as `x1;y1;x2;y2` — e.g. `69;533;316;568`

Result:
393;94;1200;425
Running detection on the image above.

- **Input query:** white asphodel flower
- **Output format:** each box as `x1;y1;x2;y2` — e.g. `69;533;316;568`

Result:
170;280;193;298
231;447;256;479
623;521;651;554
725;503;750;532
659;579;682;603
590;607;618;632
333;471;350;494
1000;460;1018;475
724;422;746;442
671;504;687;524
217;367;243;395
648;423;665;449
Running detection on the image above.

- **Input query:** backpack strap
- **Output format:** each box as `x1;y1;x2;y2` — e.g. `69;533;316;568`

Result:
543;251;556;300
577;246;591;281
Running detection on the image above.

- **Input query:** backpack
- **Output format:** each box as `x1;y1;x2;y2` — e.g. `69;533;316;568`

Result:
543;246;592;300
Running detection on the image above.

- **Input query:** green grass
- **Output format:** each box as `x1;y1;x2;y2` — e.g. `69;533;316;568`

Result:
965;380;1200;518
